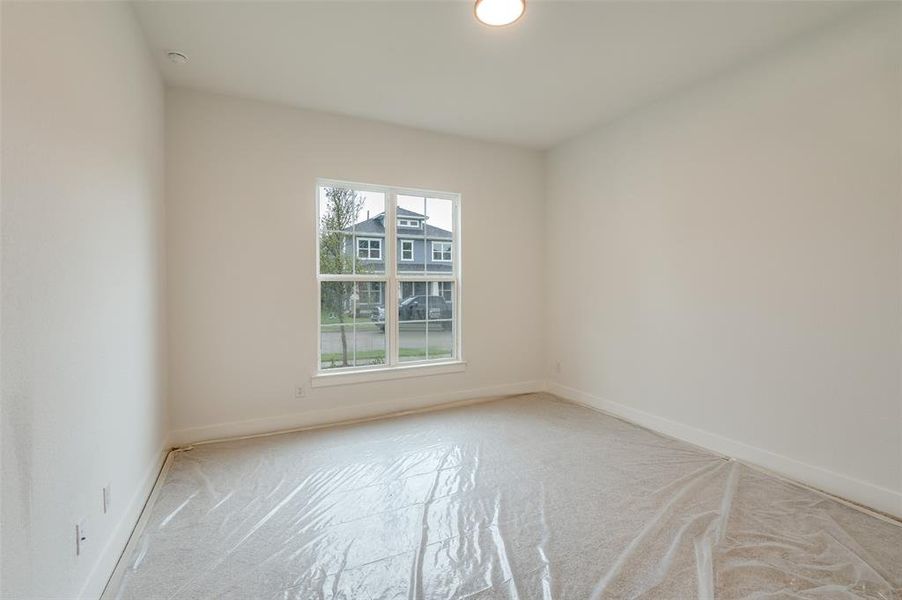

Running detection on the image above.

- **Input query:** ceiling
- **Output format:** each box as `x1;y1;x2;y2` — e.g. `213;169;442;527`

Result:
133;1;862;149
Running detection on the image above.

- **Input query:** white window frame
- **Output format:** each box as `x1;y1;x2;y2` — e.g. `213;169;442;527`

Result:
357;237;382;260
314;178;463;386
400;239;415;262
398;218;421;229
431;241;452;262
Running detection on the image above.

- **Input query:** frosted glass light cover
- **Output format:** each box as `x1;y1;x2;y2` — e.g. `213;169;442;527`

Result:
474;0;525;27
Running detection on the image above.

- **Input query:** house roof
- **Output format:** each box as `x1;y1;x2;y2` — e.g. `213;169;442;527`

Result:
351;209;452;239
396;207;425;219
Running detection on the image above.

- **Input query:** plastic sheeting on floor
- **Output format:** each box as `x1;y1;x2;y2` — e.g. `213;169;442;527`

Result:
105;393;902;599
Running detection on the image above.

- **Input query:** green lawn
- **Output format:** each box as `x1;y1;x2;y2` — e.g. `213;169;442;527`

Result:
320;315;376;326
320;319;383;334
320;346;451;366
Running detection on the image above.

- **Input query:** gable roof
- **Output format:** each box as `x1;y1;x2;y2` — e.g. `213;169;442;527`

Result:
350;209;452;239
396;207;425;219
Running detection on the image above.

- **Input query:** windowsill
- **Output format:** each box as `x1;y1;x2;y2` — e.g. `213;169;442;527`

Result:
311;360;467;388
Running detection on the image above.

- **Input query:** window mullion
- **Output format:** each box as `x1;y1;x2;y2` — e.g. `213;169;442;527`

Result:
397;275;456;282
320;274;385;282
387;191;399;367
453;196;460;362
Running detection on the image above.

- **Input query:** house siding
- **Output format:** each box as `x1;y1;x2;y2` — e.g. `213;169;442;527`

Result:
332;210;454;314
345;234;453;274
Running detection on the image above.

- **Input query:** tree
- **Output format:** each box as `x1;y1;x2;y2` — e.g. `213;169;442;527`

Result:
320;187;365;367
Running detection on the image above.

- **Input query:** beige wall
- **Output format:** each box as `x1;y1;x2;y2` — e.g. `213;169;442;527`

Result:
546;7;902;517
1;2;167;598
165;89;545;443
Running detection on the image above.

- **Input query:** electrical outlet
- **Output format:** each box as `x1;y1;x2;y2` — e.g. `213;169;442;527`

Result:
76;519;88;556
103;484;112;514
295;385;306;398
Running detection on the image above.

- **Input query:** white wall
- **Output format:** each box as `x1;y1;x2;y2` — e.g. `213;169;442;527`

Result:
1;2;167;598
165;89;545;444
3;7;898;598
546;7;902;518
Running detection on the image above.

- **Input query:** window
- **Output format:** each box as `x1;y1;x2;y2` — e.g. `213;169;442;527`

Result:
400;239;414;262
356;281;383;306
432;241;452;262
437;281;453;302
317;180;460;379
357;238;382;260
401;281;425;299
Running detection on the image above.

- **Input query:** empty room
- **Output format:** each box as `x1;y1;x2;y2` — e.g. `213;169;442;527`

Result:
2;0;901;598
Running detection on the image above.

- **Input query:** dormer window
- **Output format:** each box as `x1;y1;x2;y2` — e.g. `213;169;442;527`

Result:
398;218;420;229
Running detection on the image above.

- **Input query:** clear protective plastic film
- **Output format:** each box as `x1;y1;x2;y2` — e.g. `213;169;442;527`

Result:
106;394;902;599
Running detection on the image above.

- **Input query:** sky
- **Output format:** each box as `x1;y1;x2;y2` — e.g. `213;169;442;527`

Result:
321;187;454;233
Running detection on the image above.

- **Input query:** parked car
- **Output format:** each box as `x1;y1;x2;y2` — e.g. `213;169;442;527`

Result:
372;295;452;331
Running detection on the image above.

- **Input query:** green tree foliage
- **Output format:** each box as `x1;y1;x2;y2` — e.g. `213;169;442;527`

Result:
320;188;365;367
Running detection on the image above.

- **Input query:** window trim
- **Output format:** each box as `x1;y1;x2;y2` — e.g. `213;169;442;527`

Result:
400;239;415;262
315;179;462;382
357;237;382;260
398;218;421;229
431;241;452;262
311;359;467;387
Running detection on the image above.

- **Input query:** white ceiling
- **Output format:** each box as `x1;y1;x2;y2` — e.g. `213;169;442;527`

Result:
133;1;862;149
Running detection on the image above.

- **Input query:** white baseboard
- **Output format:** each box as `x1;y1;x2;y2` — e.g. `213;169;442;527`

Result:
79;444;170;600
170;380;547;446
547;382;902;520
99;451;177;600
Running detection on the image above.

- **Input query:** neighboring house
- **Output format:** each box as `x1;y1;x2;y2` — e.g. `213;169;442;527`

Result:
344;208;454;315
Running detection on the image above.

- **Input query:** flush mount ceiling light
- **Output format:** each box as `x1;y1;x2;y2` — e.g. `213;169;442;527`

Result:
167;51;189;64
474;0;525;27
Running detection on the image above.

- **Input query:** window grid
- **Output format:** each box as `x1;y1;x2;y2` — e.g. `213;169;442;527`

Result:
357;238;382;260
432;241;452;262
317;180;460;373
400;239;414;262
